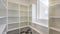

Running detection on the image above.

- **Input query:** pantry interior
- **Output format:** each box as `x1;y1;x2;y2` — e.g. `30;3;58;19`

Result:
0;0;60;34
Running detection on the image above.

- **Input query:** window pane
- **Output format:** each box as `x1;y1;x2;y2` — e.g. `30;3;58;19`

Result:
37;0;49;20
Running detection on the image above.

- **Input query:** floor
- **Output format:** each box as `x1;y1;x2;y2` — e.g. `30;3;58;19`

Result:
7;27;40;34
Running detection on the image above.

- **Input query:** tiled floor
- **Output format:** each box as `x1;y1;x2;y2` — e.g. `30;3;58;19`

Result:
7;27;39;34
7;29;19;34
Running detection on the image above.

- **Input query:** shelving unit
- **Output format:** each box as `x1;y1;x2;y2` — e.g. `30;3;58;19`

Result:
49;18;60;34
50;0;60;7
8;1;19;31
1;0;60;34
49;0;60;34
7;0;29;31
20;5;28;27
8;0;29;6
8;2;19;10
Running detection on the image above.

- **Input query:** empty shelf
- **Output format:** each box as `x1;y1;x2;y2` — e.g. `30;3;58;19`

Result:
0;16;6;18
50;3;60;6
32;22;48;28
50;16;60;18
50;27;60;32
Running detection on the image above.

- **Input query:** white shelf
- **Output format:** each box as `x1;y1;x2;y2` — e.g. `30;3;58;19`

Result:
8;23;19;31
8;8;18;11
8;10;19;17
8;16;20;18
20;21;28;23
8;0;29;6
0;24;6;34
50;3;60;7
8;2;19;10
8;27;19;31
50;0;60;7
0;16;6;18
8;22;19;24
8;26;28;31
50;27;60;32
49;16;60;33
49;0;60;33
29;26;43;34
8;14;19;17
20;10;28;12
50;16;60;18
32;21;48;28
8;8;19;11
8;17;19;24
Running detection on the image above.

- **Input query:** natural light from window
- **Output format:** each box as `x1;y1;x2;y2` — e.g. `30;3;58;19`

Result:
32;0;49;27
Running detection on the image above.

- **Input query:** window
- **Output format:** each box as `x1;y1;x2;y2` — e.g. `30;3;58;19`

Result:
32;0;49;22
